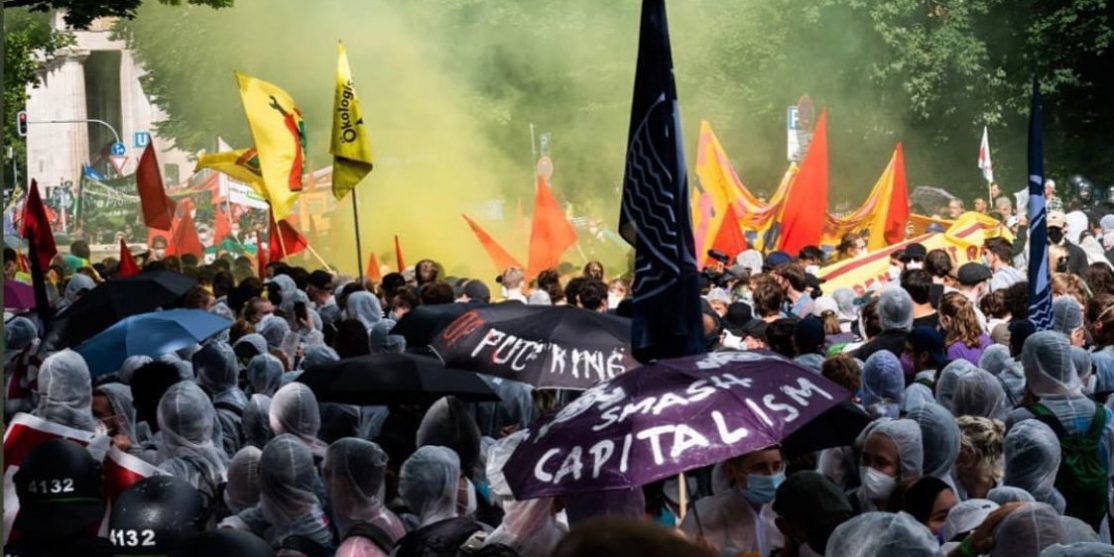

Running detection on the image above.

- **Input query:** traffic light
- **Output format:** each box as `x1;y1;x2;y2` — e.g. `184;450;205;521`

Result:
16;111;28;137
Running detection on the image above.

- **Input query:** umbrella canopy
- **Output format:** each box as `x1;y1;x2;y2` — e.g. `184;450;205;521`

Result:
389;302;470;350
911;186;958;213
429;304;638;389
4;280;35;310
74;309;232;376
297;353;500;406
504;351;867;499
55;270;197;347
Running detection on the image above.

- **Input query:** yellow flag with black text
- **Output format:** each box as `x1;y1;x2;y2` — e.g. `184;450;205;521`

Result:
234;71;305;220
330;41;374;200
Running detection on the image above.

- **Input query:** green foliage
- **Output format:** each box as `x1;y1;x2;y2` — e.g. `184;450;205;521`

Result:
6;0;233;29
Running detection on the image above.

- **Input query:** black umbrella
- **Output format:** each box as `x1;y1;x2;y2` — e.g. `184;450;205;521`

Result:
389;303;470;349
55;270;197;347
780;400;871;456
297;353;499;406
429;304;638;390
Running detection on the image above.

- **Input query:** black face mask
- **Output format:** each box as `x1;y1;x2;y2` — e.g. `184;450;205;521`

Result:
1049;227;1064;244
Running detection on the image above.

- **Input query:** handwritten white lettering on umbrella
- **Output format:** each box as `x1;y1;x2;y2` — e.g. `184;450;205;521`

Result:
470;328;629;381
530;373;835;484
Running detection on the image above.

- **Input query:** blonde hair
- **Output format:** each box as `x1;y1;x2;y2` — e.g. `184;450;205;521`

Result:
940;291;982;348
1052;272;1089;307
957;416;1005;483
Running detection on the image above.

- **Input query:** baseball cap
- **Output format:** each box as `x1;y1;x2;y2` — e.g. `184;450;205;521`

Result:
462;279;491;303
900;243;928;261
811;295;839;318
1048;210;1067;229
766;251;793;268
14;439;105;537
957;262;993;286
942;498;999;542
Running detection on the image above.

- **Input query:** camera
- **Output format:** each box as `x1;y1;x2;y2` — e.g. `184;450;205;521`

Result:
701;249;737;288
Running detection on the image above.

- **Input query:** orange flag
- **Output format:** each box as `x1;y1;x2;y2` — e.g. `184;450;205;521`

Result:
883;143;910;246
463;214;523;273
394;235;405;272
167;210;204;259
366;252;383;283
117;238;139;277
705;204;748;269
777;111;829;254
526;175;577;280
256;230;269;278
213;208;232;246
136;143;176;231
268;213;308;262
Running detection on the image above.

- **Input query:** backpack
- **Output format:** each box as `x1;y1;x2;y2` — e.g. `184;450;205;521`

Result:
343;521;398;554
1027;402;1110;530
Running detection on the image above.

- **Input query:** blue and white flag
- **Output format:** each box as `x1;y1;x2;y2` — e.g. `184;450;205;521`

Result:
618;0;704;362
82;164;106;183
1027;79;1053;330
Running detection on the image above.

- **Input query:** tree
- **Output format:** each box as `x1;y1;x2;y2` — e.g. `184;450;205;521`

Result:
4;0;233;29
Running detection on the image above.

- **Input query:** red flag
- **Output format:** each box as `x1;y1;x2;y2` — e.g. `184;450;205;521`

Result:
394;235;405;272
705;203;748;268
778;111;829;254
19;180;57;271
213;208;232;246
167;209;204;259
463;214;524;273
884;143;911;245
366;252;383;283
117;238;139;277
136;143;176;231
526;175;577;280
256;230;269;279
268;214;308;262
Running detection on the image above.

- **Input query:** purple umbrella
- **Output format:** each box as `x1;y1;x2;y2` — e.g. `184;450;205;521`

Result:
505;351;867;499
4;280;35;310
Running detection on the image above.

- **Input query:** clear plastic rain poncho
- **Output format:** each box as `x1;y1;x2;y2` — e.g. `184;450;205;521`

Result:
416;397;483;475
242;394;274;449
878;286;915;332
95;382;138;448
1040;542;1114;556
323;438;405;543
861;351;905;419
935;358;980;415
474;377;534;438
906;403;960;484
987;485;1036;505
857;418;925;481
34;349;97;432
345;292;383;331
268;274;297;301
229;434;333;548
980;344;1025;404
258;315;291;350
483;431;565;556
989;502;1068;557
824;511;940;557
4;316;40;416
1052;297;1084;338
247;354;284;397
269;382;327;458
1069;347;1095;395
1022;331;1082;397
301;345;339;371
225;445;262;515
156;381;229;503
399;445;461;527
950;368;1010;420
1003;420;1066;513
59;273;96;310
233;334;269;361
1059;516;1100;544
117;355;153;385
194;342;248;455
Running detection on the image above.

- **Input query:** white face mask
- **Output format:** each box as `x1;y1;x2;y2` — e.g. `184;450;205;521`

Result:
860;466;897;502
888;264;902;281
906;261;923;270
608;293;623;309
721;330;745;351
805;264;821;277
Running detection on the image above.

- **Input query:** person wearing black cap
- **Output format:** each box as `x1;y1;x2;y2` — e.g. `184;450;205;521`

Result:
6;439;114;557
772;471;854;557
108;476;207;556
459;279;490;304
954;262;992;331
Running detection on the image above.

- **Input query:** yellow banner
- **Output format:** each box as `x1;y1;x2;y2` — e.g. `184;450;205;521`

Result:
235;70;305;220
820;145;904;251
194;147;264;191
818;212;1013;295
330;41;374;201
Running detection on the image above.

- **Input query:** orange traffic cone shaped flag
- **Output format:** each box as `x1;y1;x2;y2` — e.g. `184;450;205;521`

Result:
705;203;748;268
526;175;577;280
118;238;140;277
394;235;405;272
366;252;383;283
167;210;204;259
136;143;176;231
777;111;829;254
256;230;269;278
883;143;910;246
268;213;308;262
463;214;523;273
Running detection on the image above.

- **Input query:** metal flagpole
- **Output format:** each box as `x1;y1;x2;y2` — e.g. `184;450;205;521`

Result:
352;192;364;282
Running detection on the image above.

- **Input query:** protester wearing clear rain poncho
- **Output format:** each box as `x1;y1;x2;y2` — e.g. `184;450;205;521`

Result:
4;316;40;417
979;344;1025;405
156;381;229;506
825;511;940;557
224;445;263;517
853;418;924;513
34;349;97;432
247;354;284;397
396;445;490;557
220;434;334;550
269;382;328;459
1003;419;1066;513
989;502;1069;557
481;431;566;556
950;366;1011;421
241;394;274;449
345;291;403;353
193;341;248;456
94;382;141;456
907;403;961;492
323;438;406;557
861;351;905;419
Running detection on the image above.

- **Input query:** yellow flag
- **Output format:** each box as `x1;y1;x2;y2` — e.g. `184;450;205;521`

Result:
194;147;264;191
234;71;305;220
330;41;374;200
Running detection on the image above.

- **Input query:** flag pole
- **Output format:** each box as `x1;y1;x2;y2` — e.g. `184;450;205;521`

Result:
352;192;364;281
303;240;335;274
